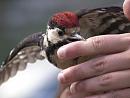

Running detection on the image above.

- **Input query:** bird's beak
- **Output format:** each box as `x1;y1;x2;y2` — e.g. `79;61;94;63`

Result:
67;32;84;42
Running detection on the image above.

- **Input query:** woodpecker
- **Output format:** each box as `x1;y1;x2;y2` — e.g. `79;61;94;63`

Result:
0;6;130;85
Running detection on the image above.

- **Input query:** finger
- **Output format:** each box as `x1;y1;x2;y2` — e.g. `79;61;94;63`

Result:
70;70;130;95
85;88;130;98
57;33;130;60
123;0;130;20
60;86;86;98
58;50;130;84
57;83;70;98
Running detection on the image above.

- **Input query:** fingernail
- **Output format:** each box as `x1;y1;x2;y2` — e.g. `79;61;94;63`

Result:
70;82;78;94
57;47;66;59
58;71;66;84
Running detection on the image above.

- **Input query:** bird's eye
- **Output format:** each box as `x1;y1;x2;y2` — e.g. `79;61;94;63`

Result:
49;26;54;29
58;31;64;36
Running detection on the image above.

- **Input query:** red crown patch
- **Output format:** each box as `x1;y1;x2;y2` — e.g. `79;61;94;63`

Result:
50;11;79;28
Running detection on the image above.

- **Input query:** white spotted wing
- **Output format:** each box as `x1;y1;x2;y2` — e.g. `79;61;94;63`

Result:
0;32;45;85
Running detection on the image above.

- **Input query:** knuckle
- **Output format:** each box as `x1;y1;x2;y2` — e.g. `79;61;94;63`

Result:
90;36;104;52
99;74;113;87
91;58;106;75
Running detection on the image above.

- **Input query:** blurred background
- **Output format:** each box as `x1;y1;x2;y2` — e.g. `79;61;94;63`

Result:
0;0;124;98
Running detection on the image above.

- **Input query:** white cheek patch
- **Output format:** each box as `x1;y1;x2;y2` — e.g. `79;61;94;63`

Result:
47;28;62;44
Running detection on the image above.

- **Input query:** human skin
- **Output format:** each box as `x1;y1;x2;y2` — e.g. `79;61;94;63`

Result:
57;0;130;98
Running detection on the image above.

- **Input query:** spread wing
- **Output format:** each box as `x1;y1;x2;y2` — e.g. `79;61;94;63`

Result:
0;32;45;85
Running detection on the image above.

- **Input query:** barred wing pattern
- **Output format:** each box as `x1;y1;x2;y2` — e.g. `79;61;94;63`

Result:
0;32;45;85
78;7;130;38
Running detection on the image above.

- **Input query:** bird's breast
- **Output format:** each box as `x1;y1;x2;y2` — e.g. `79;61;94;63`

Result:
45;39;89;69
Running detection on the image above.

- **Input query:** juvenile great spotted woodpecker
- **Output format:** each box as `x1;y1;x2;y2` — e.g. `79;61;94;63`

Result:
0;6;130;85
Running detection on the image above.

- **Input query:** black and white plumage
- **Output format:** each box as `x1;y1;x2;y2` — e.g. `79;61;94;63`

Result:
0;6;130;85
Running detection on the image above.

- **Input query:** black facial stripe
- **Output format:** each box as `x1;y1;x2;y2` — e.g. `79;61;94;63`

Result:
100;18;129;35
46;31;51;46
45;39;69;64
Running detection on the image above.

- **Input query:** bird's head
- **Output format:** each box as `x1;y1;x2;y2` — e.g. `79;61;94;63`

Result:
46;11;84;45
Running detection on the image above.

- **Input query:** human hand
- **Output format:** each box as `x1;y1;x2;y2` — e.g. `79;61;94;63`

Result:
57;33;130;98
123;0;130;20
57;0;130;98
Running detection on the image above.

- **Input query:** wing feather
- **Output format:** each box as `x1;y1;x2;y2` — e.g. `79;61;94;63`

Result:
77;7;130;38
0;32;45;85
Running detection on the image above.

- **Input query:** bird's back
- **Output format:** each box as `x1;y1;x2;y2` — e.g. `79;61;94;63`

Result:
78;7;130;39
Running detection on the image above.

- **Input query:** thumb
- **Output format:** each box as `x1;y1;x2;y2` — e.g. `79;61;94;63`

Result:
123;0;130;20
